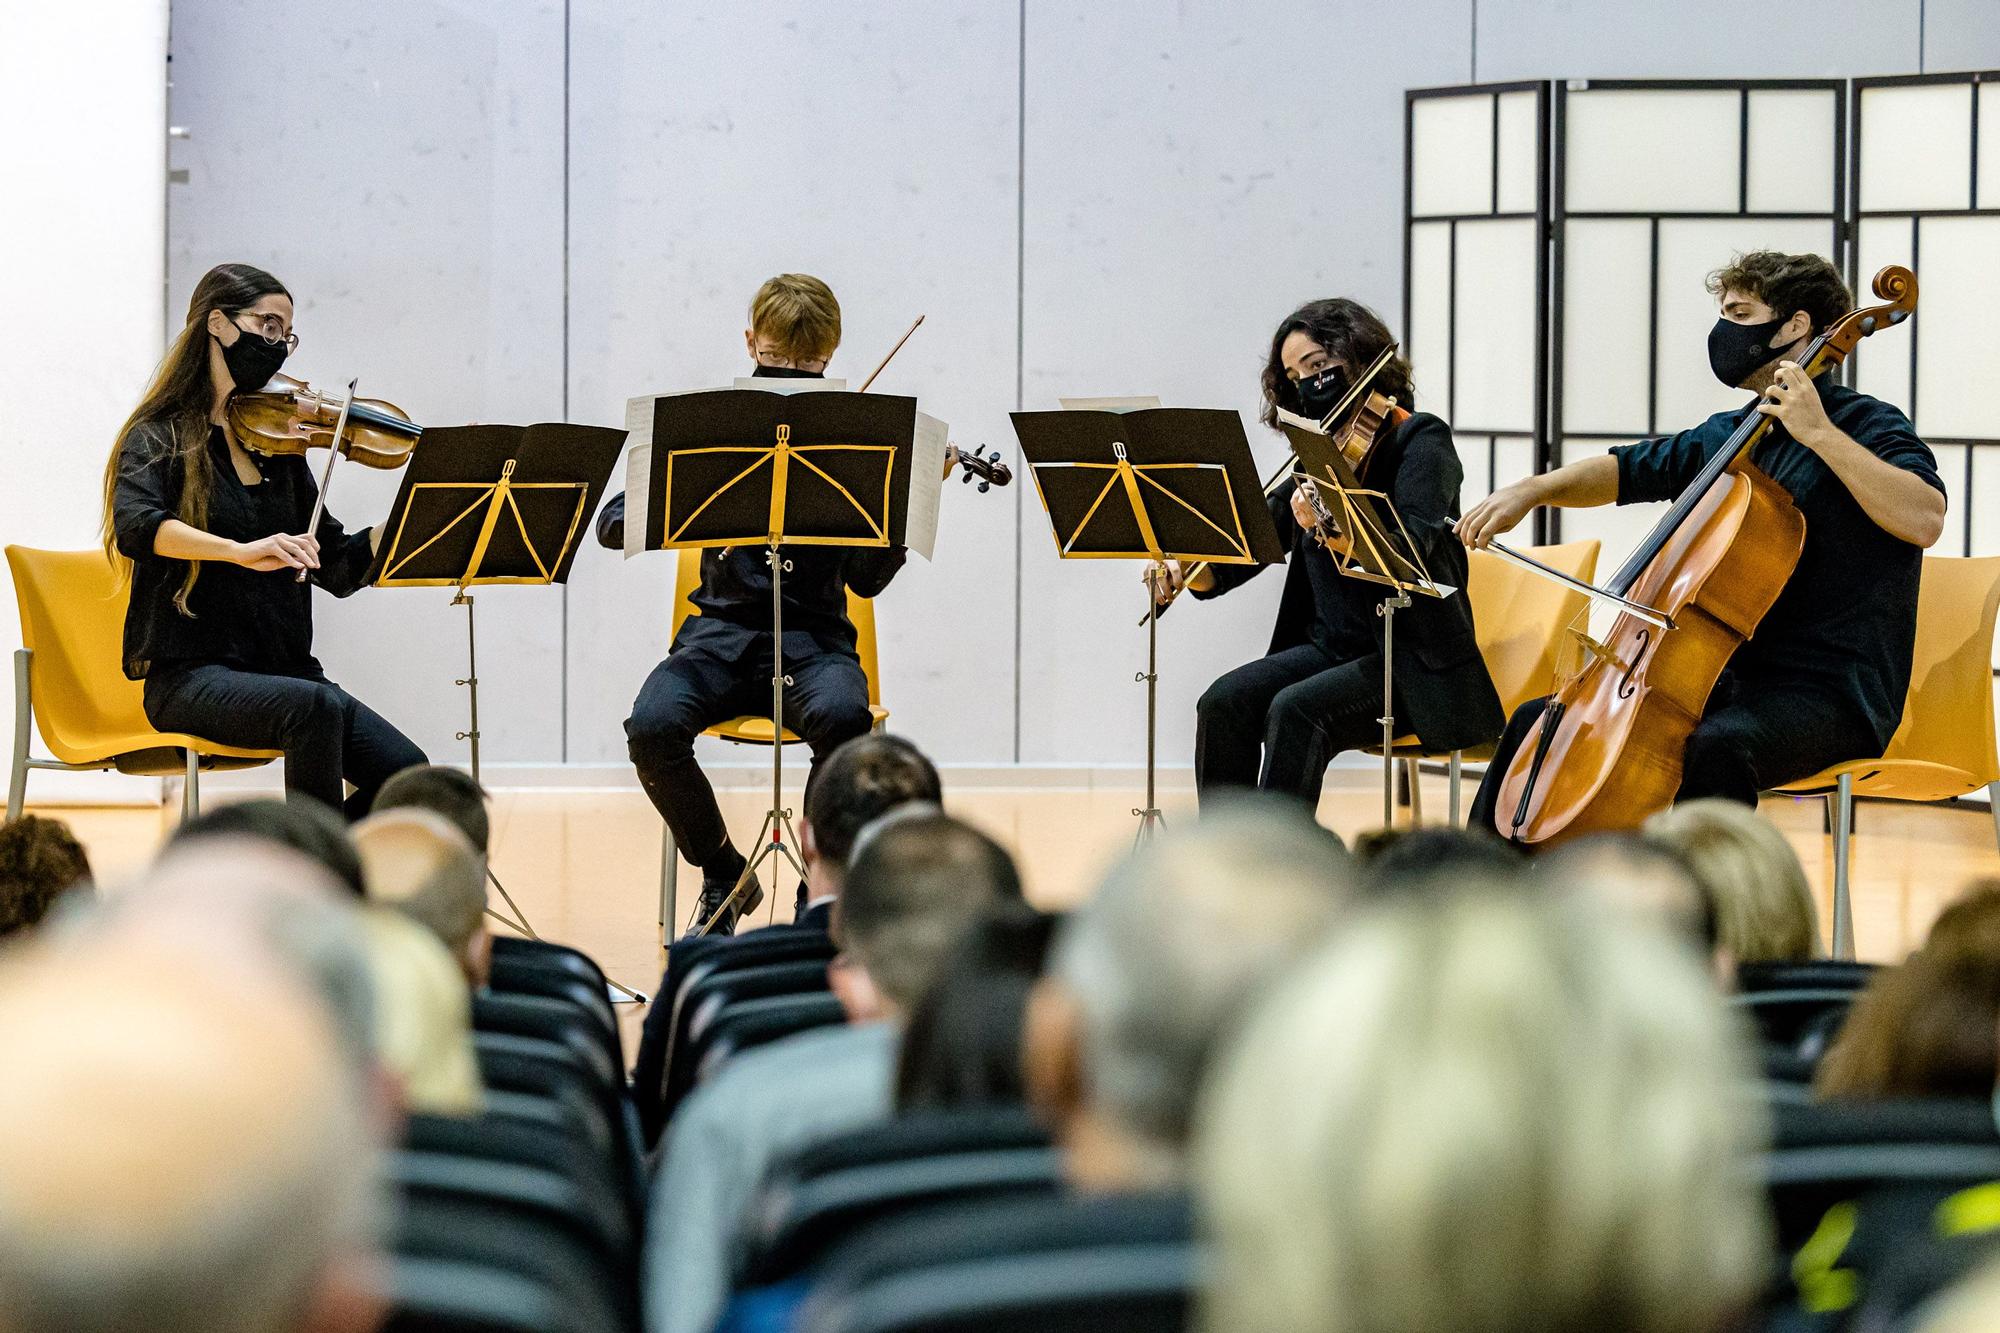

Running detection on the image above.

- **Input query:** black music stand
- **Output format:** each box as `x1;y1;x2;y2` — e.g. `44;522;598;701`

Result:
1278;413;1454;829
1012;406;1284;839
628;386;943;936
370;422;628;976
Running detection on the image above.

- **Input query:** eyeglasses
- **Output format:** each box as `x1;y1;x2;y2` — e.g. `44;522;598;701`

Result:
754;346;828;373
230;310;300;353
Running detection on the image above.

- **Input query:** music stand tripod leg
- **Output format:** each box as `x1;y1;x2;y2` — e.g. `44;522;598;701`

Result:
1377;591;1410;829
695;543;803;937
1133;574;1167;844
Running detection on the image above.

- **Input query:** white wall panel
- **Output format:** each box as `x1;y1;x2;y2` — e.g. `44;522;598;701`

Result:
1019;0;1470;765
564;2;1021;765
0;0;168;790
1566;90;1741;213
166;0;569;766
1559;219;1651;435
1860;83;1974;212
1476;0;1922;82
1407;222;1455;413
1412;94;1495;216
1911;217;2000;442
1496;90;1540;214
1746;89;1838;214
1451;218;1538;431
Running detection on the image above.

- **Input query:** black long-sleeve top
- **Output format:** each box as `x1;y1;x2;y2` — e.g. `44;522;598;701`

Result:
595;490;905;663
111;422;376;679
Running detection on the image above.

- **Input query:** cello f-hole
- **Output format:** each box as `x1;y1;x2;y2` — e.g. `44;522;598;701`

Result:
1617;628;1650;700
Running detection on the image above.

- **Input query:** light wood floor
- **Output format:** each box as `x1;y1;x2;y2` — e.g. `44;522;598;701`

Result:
34;769;2000;1054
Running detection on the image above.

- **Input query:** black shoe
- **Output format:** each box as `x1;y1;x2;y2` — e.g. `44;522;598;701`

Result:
687;870;764;938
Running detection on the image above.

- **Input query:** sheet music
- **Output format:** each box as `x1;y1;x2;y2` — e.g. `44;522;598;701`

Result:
902;410;948;561
729;376;849;393
1059;395;1162;412
1273;405;1327;435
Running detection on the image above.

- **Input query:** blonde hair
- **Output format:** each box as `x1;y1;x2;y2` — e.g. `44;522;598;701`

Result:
1195;884;1769;1333
359;909;482;1116
1647;799;1819;961
749;273;841;364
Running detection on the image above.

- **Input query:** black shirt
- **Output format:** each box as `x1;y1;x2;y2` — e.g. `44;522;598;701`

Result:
111;423;376;679
1611;379;1942;750
594;491;905;662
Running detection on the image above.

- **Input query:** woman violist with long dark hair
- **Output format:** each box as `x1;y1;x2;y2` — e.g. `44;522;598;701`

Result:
101;262;425;818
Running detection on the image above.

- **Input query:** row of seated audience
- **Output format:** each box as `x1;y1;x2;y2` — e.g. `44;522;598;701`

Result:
8;740;2000;1331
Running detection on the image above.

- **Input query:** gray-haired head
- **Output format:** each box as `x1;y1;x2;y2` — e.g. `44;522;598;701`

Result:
1053;800;1349;1155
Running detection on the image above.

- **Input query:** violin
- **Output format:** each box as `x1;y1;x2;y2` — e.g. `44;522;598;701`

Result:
1302;344;1409;482
227;373;424;583
227;372;422;468
1490;266;1919;847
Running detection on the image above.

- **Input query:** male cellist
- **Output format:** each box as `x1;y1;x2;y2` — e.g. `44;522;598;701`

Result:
1457;250;1944;827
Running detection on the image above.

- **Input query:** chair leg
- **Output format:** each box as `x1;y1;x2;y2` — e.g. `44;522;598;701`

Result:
7;651;29;824
1404;758;1424;826
1831;774;1855;961
659;821;679;942
1447;752;1462;827
181;750;200;823
1988;781;2000;858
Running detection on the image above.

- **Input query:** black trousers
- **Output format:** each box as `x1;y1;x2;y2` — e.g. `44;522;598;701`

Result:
1467;673;1880;833
626;641;873;873
1195;643;1399;810
144;662;428;820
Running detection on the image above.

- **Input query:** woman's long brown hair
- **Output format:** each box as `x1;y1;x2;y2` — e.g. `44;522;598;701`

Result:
100;263;289;614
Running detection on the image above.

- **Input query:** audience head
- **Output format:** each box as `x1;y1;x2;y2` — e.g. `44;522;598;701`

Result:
0;933;385;1333
1027;801;1348;1190
1196;881;1769;1333
0;814;92;939
1542;832;1725;980
894;904;1058;1113
1913;1257;2000;1333
350;808;490;989
1817;883;2000;1101
1646;799;1819;962
1353;824;1525;894
170;796;365;897
357;909;483;1117
115;837;379;1070
371;766;491;858
800;733;942;900
831;807;1021;1023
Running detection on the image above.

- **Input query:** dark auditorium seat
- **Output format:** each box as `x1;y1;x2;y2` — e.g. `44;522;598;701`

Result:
475;1031;616;1159
391;1150;635;1274
797;1190;1197;1333
488;948;622;1060
635;931;839;1146
1736;960;1877;993
742;1108;1059;1286
474;991;622;1099
660;959;835;1112
392;1194;635;1333
403;1110;632;1227
691;991;847;1087
1764;1098;2000;1250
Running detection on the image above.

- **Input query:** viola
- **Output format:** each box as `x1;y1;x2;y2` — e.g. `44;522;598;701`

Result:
1490;265;1919;846
945;444;1013;492
227;372;422;469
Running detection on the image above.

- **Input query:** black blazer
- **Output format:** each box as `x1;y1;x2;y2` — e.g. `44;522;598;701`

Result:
1198;412;1504;754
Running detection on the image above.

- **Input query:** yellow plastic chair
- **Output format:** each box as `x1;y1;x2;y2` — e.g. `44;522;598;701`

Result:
1772;554;2000;960
5;547;279;823
1369;540;1600;825
657;547;889;933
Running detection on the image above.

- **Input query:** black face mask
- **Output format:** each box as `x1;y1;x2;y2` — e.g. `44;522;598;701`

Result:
215;328;290;393
1706;315;1792;389
1296;364;1350;419
751;363;822;379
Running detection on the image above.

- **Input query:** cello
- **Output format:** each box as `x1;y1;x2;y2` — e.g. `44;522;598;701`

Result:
1491;265;1918;846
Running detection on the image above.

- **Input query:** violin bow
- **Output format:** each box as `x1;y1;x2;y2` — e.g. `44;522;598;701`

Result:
295;378;358;584
858;315;925;392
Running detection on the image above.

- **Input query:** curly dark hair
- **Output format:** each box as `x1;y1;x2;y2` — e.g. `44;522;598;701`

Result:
1705;251;1852;337
0;815;93;937
1259;298;1414;429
